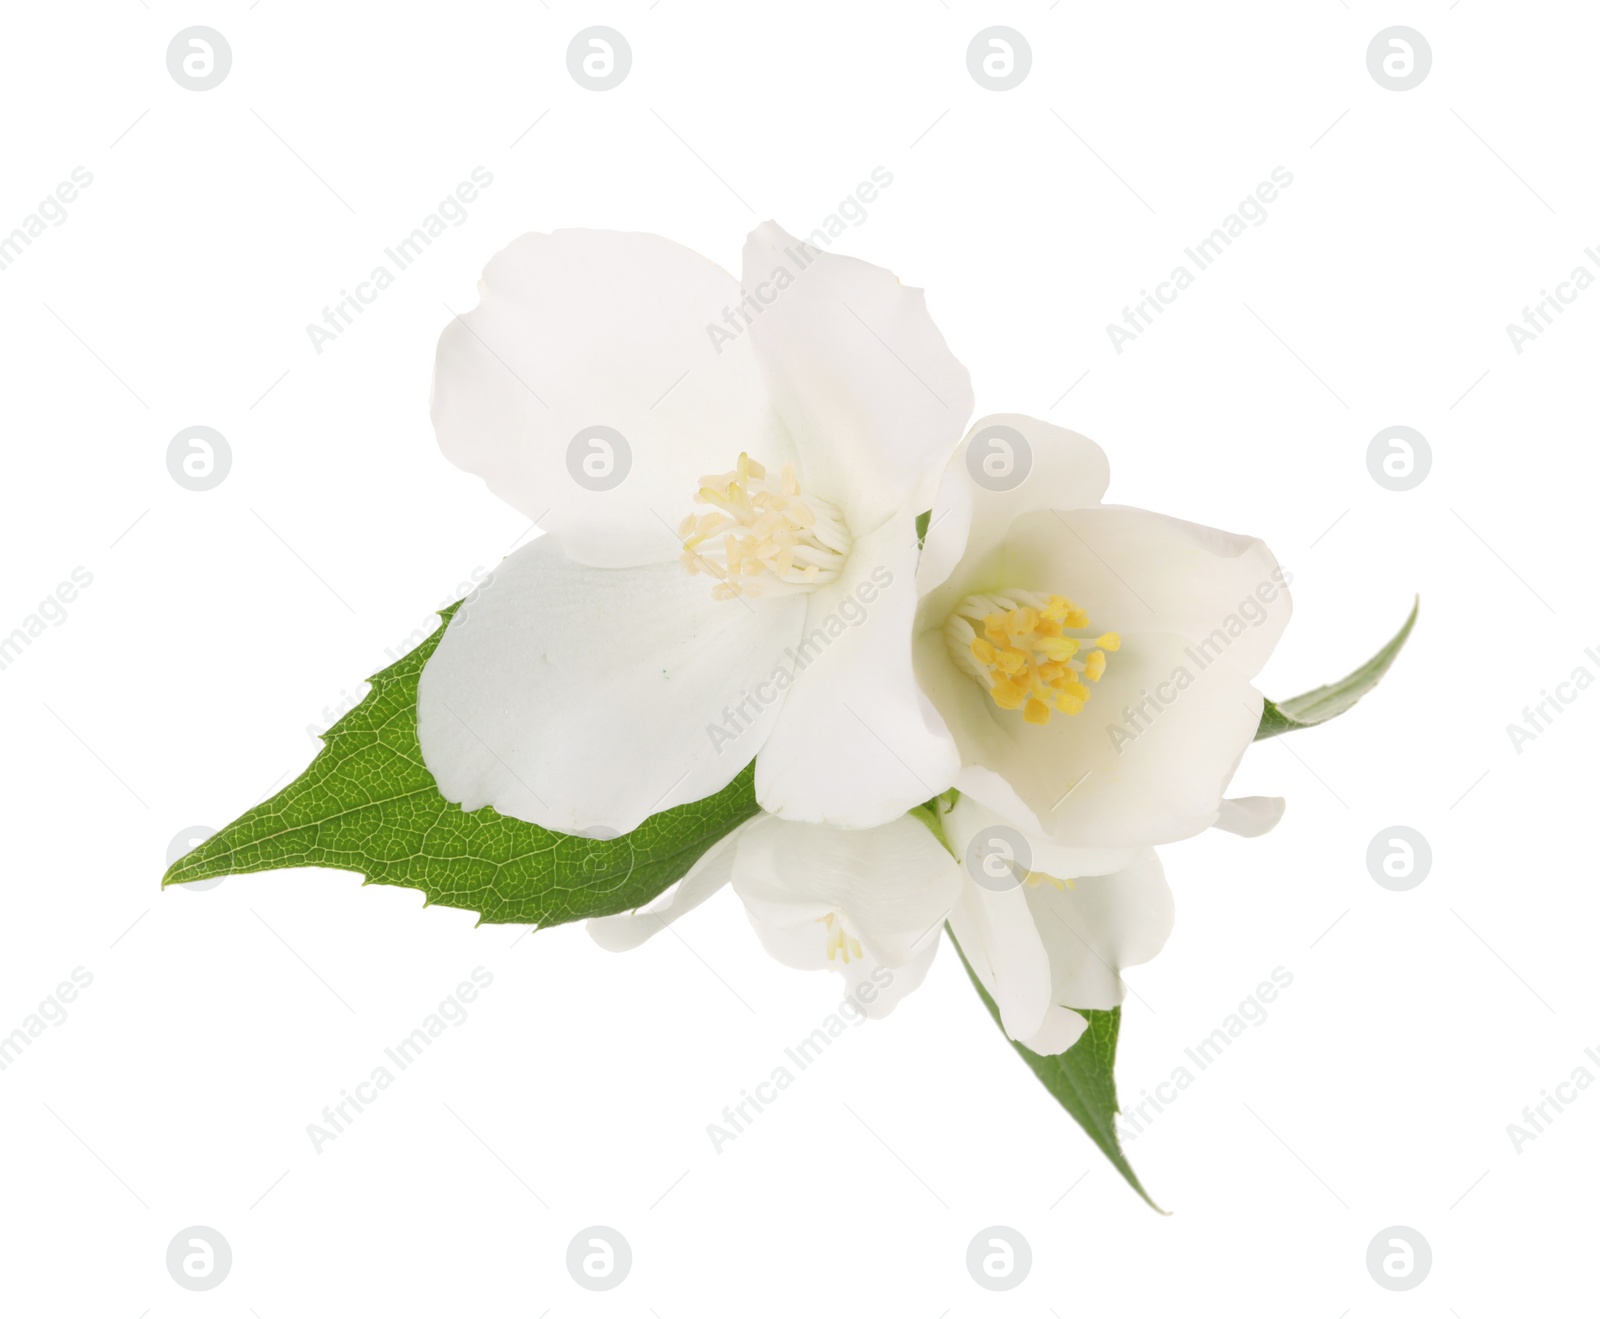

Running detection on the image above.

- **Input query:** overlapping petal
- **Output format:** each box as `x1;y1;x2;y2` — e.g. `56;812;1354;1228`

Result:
917;413;1111;602
922;628;1266;846
586;811;961;1020
999;505;1291;681
418;537;806;834
586;821;749;952
753;512;959;826
740;222;974;535
947;878;1052;1043
1214;795;1287;837
731;813;959;972
945;798;1174;1055
432;229;793;568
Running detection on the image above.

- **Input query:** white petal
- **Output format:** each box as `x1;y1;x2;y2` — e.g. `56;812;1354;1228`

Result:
740;222;973;534
417;537;805;834
844;937;940;1020
586;821;750;951
999;505;1292;680
918;413;1111;603
946;793;1136;881
432;229;792;568
947;878;1051;1043
1213;796;1286;837
1020;1006;1090;1056
755;512;959;827
921;621;1265;848
1025;848;1173;1012
730;813;960;970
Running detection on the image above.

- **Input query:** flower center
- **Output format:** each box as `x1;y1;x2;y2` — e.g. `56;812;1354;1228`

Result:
678;453;852;601
819;912;863;963
943;589;1120;727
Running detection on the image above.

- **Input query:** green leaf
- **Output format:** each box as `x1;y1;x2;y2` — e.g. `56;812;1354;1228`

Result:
949;926;1161;1211
1255;596;1418;740
163;602;761;925
915;508;931;549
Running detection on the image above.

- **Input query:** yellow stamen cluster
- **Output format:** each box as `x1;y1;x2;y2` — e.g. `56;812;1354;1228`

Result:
1023;871;1076;891
943;589;1120;727
679;453;851;601
820;912;863;963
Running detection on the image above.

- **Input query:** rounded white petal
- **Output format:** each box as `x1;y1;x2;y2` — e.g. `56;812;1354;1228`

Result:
740;222;973;535
1019;1006;1090;1056
998;504;1292;680
433;229;792;568
417;537;805;835
947;878;1051;1044
586;821;750;952
845;938;940;1020
755;512;959;827
1024;848;1173;1012
923;626;1264;847
730;813;960;970
946;792;1137;881
1213;795;1287;838
918;413;1111;602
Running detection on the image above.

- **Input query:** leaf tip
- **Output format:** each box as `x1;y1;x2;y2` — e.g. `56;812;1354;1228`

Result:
161;858;198;890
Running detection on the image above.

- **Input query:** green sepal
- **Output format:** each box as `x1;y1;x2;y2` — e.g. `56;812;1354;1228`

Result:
1256;597;1418;740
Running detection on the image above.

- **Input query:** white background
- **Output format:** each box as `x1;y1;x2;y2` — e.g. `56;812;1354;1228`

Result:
1;2;1595;1314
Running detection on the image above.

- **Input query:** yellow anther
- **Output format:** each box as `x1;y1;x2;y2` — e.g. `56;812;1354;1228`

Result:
991;680;1027;710
946;587;1120;727
1024;870;1068;891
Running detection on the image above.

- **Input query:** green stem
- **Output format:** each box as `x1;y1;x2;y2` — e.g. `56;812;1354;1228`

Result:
909;790;960;857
